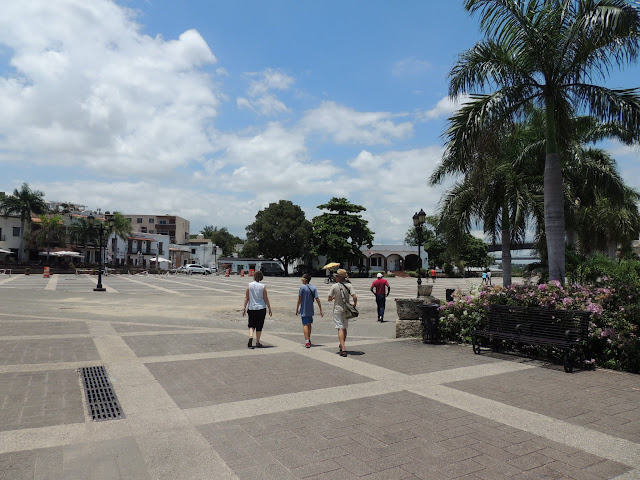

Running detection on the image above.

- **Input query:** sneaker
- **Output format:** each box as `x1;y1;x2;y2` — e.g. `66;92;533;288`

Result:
247;338;253;348
305;340;311;348
255;342;263;348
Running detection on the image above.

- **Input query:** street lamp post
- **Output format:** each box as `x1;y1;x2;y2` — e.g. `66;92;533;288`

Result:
88;215;114;292
413;208;426;298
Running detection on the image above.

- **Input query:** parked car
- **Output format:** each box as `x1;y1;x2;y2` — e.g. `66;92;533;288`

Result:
260;263;286;276
183;264;212;275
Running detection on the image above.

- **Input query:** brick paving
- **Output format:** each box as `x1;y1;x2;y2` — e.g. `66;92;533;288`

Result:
0;275;638;479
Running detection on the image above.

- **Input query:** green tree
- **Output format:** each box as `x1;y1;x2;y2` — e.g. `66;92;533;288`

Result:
448;0;640;283
201;226;242;257
240;238;261;258
433;115;540;286
110;212;133;243
312;197;374;268
460;234;493;271
69;217;96;249
245;200;312;275
29;214;65;264
0;183;48;262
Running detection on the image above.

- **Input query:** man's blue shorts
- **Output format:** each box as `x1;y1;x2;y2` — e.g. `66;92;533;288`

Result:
301;316;313;325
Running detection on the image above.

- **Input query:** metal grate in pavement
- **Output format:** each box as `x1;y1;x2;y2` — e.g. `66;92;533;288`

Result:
79;366;125;421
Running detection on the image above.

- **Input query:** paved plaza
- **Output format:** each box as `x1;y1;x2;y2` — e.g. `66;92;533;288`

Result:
0;273;639;479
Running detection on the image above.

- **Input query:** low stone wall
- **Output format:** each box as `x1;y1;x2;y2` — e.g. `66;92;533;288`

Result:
395;296;438;338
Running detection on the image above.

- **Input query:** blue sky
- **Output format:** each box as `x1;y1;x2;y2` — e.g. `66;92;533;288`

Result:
0;1;638;244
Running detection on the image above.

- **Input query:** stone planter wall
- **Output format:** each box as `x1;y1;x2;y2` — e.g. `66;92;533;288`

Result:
395;297;436;338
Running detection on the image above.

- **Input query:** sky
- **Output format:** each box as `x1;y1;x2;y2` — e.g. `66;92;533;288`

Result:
0;0;639;244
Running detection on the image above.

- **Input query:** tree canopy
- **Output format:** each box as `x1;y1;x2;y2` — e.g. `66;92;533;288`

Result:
0;183;48;262
201;226;242;257
312;197;374;268
449;0;640;282
245;200;312;274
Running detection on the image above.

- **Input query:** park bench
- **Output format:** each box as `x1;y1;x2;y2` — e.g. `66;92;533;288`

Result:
472;304;590;373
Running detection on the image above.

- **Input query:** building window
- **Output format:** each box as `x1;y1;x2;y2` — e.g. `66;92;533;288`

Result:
12;227;20;236
191;249;196;254
159;220;167;225
137;218;143;223
141;227;147;233
158;242;163;255
149;230;154;234
371;256;382;267
149;218;154;223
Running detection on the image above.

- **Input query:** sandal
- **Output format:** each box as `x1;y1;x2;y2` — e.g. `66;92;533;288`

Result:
339;350;347;357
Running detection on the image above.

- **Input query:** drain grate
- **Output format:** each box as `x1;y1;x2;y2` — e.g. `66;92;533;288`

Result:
79;366;125;421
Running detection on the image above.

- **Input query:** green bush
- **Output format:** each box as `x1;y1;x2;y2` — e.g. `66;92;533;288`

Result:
439;257;640;373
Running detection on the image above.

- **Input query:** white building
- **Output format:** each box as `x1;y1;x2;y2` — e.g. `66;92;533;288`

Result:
107;232;172;270
188;238;221;269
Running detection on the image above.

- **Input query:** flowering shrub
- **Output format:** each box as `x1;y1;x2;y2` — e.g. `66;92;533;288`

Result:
438;271;640;373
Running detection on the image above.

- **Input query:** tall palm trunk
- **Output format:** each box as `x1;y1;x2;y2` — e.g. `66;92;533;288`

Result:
544;97;565;283
544;152;565;283
501;207;512;287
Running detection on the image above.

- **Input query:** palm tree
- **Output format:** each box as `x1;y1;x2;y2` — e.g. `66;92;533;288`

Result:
69;217;96;250
29;214;65;264
433;116;541;286
448;0;640;283
109;212;133;243
0;183;48;262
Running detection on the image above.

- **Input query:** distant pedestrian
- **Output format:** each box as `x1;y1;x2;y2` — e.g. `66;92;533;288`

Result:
370;273;390;322
487;270;492;285
431;269;436;283
481;271;487;285
328;269;357;357
243;270;272;348
296;273;323;348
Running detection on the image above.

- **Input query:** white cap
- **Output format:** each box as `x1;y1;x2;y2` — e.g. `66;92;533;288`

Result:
377;273;383;278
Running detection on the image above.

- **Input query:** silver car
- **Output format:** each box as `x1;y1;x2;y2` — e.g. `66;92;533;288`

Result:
183;264;212;275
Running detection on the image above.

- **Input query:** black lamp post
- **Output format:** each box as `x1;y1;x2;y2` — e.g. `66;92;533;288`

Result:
413;208;426;297
88;215;114;292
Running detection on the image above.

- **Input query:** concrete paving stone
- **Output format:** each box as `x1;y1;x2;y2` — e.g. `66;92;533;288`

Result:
0;321;90;336
147;352;371;408
545;460;608;480
584;459;633;478
400;461;450;480
359;466;419;480
326;341;501;376
235;461;299;480
304;469;360;480
123;331;249;356
110;323;190;333
0;338;99;365
291;458;342;478
439;456;485;478
507;451;554;470
0;370;85;432
446;367;640;443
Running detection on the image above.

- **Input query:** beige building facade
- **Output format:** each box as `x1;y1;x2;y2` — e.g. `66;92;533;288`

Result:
121;214;190;245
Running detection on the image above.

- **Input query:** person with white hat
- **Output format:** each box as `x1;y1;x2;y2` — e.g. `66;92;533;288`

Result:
370;272;390;322
327;269;357;357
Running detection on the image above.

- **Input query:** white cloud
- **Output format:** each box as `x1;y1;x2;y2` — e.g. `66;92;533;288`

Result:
206;122;339;195
344;147;450;244
0;1;219;175
418;94;470;121
301;101;413;145
392;57;431;77
237;68;294;116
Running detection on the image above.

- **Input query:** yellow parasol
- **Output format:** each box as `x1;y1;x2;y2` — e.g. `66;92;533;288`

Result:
322;262;340;269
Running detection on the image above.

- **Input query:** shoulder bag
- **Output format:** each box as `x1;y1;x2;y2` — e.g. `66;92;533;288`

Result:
339;284;359;319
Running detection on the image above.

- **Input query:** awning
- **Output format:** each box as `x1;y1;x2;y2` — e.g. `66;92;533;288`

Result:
0;249;13;254
128;237;152;242
150;257;171;263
